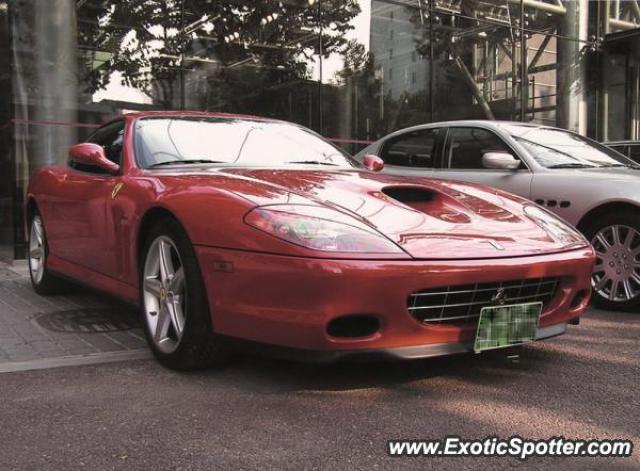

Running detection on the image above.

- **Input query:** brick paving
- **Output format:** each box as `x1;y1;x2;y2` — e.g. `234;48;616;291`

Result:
0;263;147;366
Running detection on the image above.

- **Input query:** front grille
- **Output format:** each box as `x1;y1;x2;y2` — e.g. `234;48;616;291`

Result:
408;277;560;326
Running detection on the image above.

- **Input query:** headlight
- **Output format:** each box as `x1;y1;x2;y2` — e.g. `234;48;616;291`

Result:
244;204;404;254
524;205;587;247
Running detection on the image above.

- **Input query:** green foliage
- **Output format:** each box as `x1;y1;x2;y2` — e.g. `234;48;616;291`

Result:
79;0;361;106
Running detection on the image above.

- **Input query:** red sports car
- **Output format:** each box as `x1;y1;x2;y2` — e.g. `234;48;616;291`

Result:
26;112;594;370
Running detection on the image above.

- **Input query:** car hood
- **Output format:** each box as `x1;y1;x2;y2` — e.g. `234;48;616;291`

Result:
540;166;640;181
164;167;586;259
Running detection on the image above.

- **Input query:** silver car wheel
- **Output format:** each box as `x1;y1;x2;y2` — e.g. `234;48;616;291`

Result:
591;224;640;303
143;236;187;354
29;215;45;284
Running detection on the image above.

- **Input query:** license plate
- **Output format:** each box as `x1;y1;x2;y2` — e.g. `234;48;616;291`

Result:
474;302;542;353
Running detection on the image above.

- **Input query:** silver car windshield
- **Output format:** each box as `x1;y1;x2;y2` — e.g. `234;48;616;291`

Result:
505;125;637;169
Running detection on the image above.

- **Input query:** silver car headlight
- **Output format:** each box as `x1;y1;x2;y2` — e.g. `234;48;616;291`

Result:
524;205;587;248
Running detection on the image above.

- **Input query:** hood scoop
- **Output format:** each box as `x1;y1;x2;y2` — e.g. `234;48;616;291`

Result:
381;186;470;223
382;186;434;206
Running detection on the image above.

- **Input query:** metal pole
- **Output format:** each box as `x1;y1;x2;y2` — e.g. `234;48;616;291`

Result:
454;57;496;120
599;0;610;141
179;0;185;110
317;0;323;133
557;0;588;134
429;0;434;122
520;0;528;121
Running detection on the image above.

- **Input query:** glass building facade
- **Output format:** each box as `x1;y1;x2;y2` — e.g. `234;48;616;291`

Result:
2;0;640;259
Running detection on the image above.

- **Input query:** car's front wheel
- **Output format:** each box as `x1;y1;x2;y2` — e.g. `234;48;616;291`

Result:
583;211;640;310
140;218;231;370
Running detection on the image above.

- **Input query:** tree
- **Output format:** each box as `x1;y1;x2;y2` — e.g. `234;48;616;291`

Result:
78;0;361;108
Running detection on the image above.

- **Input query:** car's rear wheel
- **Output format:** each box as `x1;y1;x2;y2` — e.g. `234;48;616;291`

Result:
583;211;640;311
140;218;231;370
28;211;72;295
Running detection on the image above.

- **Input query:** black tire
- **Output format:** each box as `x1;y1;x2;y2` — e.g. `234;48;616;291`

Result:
27;210;74;295
139;217;231;370
581;210;640;311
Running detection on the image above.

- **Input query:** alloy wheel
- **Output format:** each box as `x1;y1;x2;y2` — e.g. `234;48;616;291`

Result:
29;215;45;284
591;224;640;303
143;236;187;354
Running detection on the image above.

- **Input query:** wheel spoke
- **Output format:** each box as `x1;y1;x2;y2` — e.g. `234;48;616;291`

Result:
622;227;636;250
611;226;622;245
609;281;619;300
166;300;184;337
154;307;171;343
144;277;162;298
33;221;43;245
593;275;609;292
611;225;621;245
593;263;604;273
30;247;42;260
622;279;634;300
158;240;174;285
594;233;611;250
169;267;184;293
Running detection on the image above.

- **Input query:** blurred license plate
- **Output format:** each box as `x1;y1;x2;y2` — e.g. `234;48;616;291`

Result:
474;302;542;353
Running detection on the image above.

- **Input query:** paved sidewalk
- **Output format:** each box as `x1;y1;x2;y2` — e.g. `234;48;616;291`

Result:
0;263;148;370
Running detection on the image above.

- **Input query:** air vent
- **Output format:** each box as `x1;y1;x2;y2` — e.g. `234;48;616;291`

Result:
382;186;434;203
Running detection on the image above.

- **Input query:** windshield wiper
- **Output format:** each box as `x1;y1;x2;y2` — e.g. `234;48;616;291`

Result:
149;159;224;168
547;163;597;169
286;160;339;166
599;163;640;169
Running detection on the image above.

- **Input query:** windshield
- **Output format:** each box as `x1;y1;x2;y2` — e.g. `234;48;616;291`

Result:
504;125;636;169
134;116;358;169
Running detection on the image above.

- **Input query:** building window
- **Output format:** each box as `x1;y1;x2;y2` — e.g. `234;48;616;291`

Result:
412;51;417;62
390;29;394;40
389;49;393;59
389;68;393;80
411;71;416;84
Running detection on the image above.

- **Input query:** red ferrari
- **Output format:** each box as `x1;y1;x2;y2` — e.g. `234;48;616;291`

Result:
26;112;594;370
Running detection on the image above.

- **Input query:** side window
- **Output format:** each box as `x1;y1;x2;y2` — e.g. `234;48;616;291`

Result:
70;121;124;173
447;127;519;170
628;144;640;163
380;128;439;168
608;144;627;157
88;121;125;165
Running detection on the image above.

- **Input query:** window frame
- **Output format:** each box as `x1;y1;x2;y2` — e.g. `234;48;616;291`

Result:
379;127;444;169
442;126;530;172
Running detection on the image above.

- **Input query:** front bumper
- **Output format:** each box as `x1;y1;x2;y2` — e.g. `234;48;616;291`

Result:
195;246;594;358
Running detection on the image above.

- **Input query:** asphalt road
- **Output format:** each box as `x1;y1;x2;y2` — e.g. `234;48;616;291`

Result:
0;307;638;470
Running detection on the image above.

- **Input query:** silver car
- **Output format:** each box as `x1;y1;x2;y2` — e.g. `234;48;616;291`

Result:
356;120;640;311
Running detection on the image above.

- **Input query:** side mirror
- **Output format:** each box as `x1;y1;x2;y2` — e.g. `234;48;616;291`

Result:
68;143;119;175
482;152;520;170
362;154;385;172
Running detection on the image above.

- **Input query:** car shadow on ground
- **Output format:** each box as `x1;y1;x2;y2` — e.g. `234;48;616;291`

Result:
178;308;637;392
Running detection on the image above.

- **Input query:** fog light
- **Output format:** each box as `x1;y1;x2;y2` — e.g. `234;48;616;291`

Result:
326;315;380;338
